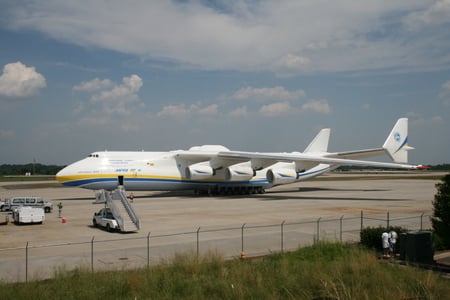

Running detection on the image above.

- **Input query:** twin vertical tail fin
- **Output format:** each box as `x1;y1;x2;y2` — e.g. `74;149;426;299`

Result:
382;118;414;163
304;128;331;153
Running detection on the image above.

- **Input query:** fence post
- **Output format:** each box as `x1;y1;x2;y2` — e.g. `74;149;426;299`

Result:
25;241;29;282
387;211;390;229
420;212;424;231
197;227;201;259
91;236;95;272
241;223;246;255
147;232;151;267
360;210;363;231
340;215;344;243
316;217;321;243
281;220;285;253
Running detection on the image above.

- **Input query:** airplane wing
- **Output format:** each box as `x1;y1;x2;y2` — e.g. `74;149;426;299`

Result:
176;147;415;172
327;148;387;160
217;151;416;170
175;117;416;173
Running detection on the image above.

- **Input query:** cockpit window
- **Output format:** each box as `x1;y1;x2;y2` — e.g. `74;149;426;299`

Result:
88;154;100;158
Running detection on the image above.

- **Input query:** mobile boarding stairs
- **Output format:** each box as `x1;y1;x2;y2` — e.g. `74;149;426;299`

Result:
95;187;140;232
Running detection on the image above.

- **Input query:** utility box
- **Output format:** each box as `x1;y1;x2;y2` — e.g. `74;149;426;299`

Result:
399;231;434;264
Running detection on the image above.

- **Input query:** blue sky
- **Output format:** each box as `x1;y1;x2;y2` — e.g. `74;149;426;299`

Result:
0;0;449;165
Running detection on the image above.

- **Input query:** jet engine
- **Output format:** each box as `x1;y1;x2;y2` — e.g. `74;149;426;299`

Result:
266;168;298;185
225;166;256;181
185;163;214;180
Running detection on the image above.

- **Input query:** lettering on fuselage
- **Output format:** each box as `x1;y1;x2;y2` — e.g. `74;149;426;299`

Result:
114;168;140;173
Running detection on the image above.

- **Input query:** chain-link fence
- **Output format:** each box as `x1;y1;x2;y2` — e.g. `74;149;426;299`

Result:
0;211;432;282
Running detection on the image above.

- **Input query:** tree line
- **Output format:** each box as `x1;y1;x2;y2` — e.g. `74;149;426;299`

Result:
0;164;64;176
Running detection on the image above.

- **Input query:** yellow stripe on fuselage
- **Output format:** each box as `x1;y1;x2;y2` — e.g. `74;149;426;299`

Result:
56;173;183;183
57;173;266;184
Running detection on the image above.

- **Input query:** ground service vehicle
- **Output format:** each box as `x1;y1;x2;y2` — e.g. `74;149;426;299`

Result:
1;197;53;213
92;208;120;232
12;206;45;224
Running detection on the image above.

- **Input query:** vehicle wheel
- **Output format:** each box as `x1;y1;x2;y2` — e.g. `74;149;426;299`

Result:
45;207;51;213
106;223;111;232
93;219;97;227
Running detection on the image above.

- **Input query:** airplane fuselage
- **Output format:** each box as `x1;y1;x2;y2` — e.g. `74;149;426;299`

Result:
56;149;331;193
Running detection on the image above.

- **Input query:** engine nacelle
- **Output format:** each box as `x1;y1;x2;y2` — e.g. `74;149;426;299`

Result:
266;168;298;185
225;166;255;181
185;164;214;180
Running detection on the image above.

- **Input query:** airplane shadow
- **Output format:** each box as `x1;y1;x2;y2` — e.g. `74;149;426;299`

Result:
140;187;408;202
259;195;408;202
261;187;407;202
87;225;138;234
54;187;408;202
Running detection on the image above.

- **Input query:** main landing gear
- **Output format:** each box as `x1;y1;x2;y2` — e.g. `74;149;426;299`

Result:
194;186;265;196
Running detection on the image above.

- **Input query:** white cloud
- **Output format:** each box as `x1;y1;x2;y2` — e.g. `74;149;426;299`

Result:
439;80;450;106
198;104;219;115
403;0;450;30
232;86;305;102
407;112;444;125
0;129;15;138
4;1;443;74
157;102;218;118
0;62;46;98
91;75;142;103
72;75;144;131
157;104;192;118
75;74;143;116
230;106;248;117
431;116;444;123
259;101;292;117
362;103;371;110
443;80;450;90
272;54;312;77
73;78;112;92
301;100;331;114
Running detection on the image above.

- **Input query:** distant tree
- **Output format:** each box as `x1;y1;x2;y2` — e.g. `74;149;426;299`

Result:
0;164;64;176
432;164;450;171
432;173;450;249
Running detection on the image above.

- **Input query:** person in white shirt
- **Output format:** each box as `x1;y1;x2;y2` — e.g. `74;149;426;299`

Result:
382;232;390;257
389;229;398;256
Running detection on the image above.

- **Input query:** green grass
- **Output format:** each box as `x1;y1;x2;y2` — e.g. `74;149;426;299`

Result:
1;243;449;299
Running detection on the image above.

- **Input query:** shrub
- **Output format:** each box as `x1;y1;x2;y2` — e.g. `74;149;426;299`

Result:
431;173;450;250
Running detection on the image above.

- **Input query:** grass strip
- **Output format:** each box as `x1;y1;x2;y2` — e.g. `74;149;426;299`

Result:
1;243;449;299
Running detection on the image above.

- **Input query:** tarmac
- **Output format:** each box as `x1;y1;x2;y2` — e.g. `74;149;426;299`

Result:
0;171;446;282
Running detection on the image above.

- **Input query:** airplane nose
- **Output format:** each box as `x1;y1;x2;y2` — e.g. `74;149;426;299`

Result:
56;169;63;182
56;166;70;183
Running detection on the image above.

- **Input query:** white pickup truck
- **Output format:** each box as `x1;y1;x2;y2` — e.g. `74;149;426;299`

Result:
92;208;120;232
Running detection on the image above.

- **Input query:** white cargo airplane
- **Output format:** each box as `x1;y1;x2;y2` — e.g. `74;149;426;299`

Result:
56;118;416;194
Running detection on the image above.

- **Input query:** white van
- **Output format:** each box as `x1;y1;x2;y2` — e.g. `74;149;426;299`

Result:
1;197;53;213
